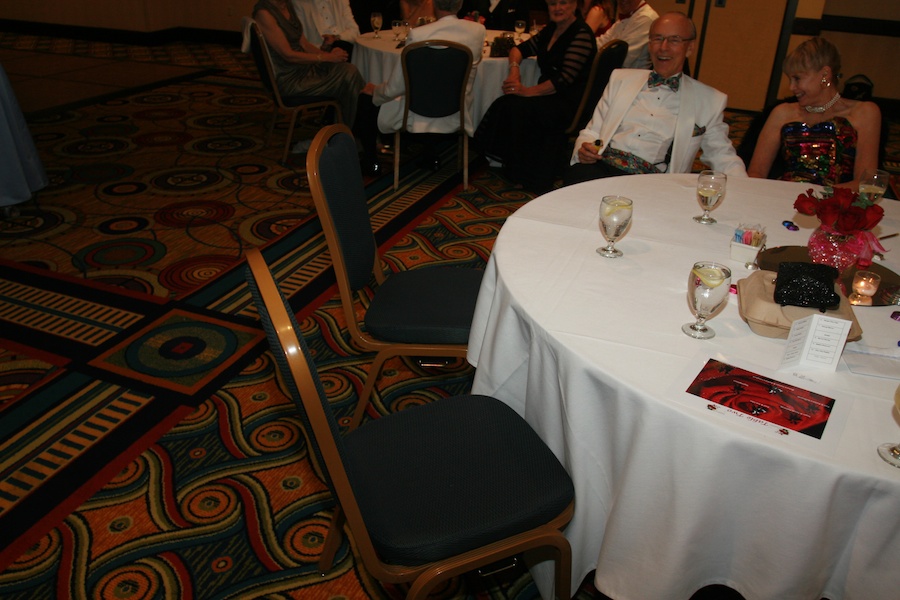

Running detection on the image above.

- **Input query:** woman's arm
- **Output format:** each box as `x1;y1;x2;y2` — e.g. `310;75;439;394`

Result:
848;100;882;187
254;9;346;63
584;5;609;34
747;105;788;179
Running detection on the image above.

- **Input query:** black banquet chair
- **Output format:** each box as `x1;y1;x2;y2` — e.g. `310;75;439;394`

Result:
563;38;628;139
244;246;575;600
307;123;483;426
393;40;473;190
246;17;342;164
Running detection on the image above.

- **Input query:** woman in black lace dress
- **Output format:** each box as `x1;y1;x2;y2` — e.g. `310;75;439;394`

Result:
475;0;596;193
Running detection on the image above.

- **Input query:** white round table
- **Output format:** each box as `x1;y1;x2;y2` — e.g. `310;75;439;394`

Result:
467;174;900;600
352;30;540;131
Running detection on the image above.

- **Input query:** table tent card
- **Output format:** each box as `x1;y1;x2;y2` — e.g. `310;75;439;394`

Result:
779;314;852;372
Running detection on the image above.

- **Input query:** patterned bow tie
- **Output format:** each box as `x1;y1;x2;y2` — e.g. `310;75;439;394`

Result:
648;71;681;92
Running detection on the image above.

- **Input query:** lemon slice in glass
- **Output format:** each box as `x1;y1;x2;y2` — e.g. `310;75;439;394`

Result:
692;266;726;288
601;198;631;217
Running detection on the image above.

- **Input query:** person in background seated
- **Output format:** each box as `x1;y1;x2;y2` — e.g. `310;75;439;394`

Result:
564;12;746;185
361;0;486;169
458;0;529;31
291;0;360;58
475;0;596;194
401;0;435;23
596;0;656;69
581;0;616;37
748;37;881;189
254;0;378;170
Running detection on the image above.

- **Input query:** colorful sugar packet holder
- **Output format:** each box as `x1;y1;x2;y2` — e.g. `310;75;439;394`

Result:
731;224;766;264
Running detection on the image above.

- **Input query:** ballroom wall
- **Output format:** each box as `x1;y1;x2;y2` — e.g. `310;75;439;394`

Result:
0;0;897;110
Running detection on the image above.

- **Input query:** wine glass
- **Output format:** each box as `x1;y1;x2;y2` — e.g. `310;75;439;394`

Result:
682;262;731;339
391;19;403;40
693;170;726;224
371;12;383;38
859;168;889;203
530;19;539;36
514;20;527;41
596;195;633;258
402;21;410;41
877;383;900;468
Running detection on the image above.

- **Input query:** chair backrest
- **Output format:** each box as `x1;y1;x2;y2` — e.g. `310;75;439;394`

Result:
401;40;473;129
248;19;286;108
306;124;378;293
565;38;628;135
244;247;380;559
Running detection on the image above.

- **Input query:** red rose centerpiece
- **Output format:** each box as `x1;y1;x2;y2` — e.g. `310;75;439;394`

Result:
794;187;886;272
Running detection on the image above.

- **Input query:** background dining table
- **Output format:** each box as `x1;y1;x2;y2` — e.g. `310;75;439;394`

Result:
352;30;540;133
467;173;900;600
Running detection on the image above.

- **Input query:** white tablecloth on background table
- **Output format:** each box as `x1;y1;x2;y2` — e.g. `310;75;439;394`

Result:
0;63;47;208
352;30;539;133
467;174;900;600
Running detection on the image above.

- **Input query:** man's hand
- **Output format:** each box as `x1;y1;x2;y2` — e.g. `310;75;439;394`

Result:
576;141;602;164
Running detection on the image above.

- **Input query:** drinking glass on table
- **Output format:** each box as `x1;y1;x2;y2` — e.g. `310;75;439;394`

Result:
514;20;527;41
693;170;726;224
859;168;889;203
402;21;411;40
391;19;403;40
371;12;383;38
877;384;900;468
682;262;731;339
597;195;632;258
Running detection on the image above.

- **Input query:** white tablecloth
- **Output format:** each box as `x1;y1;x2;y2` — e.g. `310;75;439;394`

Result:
467;174;900;600
352;30;539;132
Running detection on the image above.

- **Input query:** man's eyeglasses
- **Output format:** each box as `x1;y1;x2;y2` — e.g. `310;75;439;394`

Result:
648;35;695;46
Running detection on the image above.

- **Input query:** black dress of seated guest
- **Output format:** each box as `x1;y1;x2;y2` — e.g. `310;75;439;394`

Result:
458;0;529;31
475;17;596;194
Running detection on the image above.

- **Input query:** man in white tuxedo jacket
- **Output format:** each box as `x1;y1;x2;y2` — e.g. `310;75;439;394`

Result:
367;0;486;137
565;12;746;186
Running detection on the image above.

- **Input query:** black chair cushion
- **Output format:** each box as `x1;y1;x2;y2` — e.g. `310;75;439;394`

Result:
363;267;483;344
343;394;574;565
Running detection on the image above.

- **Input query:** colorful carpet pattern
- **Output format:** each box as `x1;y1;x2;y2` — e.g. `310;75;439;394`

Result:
0;166;540;599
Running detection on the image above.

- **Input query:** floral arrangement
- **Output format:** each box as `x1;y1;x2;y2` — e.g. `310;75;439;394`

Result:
794;186;886;266
463;11;486;24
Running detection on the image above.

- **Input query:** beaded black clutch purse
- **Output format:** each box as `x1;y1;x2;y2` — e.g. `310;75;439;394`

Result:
773;262;841;312
490;36;516;57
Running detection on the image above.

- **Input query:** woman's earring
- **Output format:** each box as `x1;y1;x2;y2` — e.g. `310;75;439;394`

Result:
821;76;831;87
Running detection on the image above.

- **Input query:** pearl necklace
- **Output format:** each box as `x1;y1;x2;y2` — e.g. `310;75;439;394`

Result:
804;91;841;114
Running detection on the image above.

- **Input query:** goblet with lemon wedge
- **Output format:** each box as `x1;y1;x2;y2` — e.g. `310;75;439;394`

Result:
693;170;726;224
877;384;900;468
683;262;731;339
597;195;633;258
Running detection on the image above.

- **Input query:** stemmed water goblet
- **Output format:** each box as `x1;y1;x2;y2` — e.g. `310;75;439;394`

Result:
859;168;889;203
370;12;383;38
693;170;726;224
682;261;731;339
514;20;527;41
391;19;403;41
877;384;900;468
596;195;633;258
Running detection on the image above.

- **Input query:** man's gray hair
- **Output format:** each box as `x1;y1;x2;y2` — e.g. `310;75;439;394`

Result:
434;0;464;13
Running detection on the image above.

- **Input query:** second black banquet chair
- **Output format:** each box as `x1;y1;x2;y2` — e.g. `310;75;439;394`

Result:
306;124;483;426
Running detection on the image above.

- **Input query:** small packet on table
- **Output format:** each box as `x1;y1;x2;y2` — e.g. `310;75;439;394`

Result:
731;223;766;265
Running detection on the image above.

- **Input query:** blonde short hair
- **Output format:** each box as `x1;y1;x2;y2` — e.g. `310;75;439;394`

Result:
783;37;842;84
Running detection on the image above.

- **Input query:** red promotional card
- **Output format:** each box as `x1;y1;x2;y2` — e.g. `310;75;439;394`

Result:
686;358;836;439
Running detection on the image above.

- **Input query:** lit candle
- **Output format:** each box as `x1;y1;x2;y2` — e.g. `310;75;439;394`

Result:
853;271;881;297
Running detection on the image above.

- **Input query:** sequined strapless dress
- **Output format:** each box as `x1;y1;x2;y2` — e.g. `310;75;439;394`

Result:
779;117;857;186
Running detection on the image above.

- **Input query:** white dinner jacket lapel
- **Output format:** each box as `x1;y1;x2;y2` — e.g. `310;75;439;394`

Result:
670;76;696;173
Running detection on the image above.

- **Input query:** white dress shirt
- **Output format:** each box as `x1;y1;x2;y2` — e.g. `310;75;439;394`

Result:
608;82;678;168
597;2;659;69
291;0;360;46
